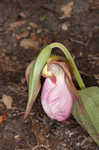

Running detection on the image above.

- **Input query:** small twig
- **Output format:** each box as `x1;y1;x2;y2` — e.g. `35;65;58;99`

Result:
69;38;87;46
79;71;92;77
88;54;99;58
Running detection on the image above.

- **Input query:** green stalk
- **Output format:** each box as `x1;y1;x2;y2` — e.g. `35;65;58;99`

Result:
49;42;85;89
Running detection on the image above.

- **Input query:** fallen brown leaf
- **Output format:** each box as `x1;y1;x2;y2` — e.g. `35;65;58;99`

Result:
61;21;71;31
15;31;29;40
21;78;26;84
31;33;38;41
89;0;99;9
5;56;10;62
19;12;26;18
2;94;13;110
60;1;74;19
12;56;17;61
29;22;38;29
20;38;39;50
10;20;26;28
0;64;17;72
1;52;6;57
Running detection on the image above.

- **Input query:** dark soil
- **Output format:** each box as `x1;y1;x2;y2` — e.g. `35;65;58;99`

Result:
0;0;99;150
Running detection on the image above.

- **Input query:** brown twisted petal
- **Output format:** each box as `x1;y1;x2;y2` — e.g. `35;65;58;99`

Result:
24;78;41;119
25;60;35;84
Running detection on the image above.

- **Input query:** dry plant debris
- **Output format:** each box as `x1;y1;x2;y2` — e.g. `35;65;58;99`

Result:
60;1;74;19
15;31;29;40
2;94;14;110
20;38;39;50
10;20;26;28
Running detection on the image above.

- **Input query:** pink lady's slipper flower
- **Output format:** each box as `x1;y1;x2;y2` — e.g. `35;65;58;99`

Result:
24;57;80;120
41;63;74;121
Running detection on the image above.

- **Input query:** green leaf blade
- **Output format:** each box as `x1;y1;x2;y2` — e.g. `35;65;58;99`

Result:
28;45;51;103
24;45;52;118
72;86;99;145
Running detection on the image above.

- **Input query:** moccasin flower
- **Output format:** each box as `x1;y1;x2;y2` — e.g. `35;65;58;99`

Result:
41;64;73;121
41;61;80;121
24;43;82;121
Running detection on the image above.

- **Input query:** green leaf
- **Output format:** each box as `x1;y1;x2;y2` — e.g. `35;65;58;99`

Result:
24;45;51;118
72;86;99;145
28;45;51;103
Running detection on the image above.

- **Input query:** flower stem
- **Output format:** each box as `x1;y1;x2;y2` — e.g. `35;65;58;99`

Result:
49;42;85;89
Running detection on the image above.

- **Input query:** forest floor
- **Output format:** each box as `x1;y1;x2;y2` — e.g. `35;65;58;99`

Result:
0;0;99;150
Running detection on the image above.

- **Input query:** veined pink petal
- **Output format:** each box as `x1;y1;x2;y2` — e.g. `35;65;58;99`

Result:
41;77;73;121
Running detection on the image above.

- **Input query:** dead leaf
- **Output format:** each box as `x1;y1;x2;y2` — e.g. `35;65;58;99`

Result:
0;64;17;72
1;52;6;57
31;33;38;41
5;56;10;62
0;104;3;108
2;94;13;109
20;39;39;50
25;60;35;84
19;12;26;18
12;56;17;61
15;31;29;40
60;1;74;19
29;22;38;29
10;21;26;28
20;78;26;84
89;0;99;9
61;21;71;31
